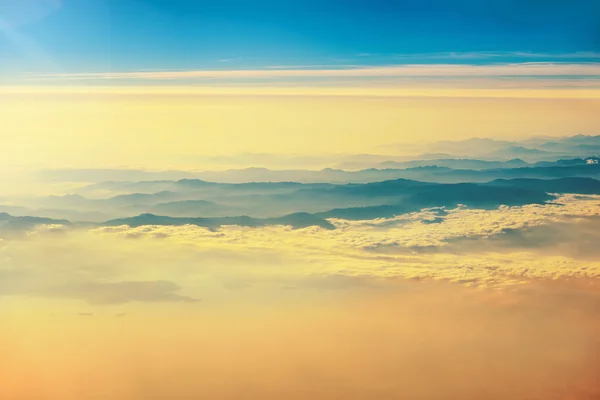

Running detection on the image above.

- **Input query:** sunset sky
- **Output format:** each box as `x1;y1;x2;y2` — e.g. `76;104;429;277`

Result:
2;2;600;400
1;0;600;171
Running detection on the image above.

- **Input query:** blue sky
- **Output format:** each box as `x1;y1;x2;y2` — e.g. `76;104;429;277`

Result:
1;0;599;77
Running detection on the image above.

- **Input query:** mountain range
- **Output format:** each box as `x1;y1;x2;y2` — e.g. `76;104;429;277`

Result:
2;177;599;232
2;135;599;229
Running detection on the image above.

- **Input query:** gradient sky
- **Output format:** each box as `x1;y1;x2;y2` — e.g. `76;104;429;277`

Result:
4;4;600;399
1;0;600;172
1;0;600;75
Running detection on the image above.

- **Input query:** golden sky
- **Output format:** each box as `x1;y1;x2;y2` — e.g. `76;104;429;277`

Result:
2;86;600;171
3;2;600;399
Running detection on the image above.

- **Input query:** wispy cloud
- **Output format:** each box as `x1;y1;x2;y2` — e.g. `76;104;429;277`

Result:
5;82;600;99
391;51;600;61
31;63;600;81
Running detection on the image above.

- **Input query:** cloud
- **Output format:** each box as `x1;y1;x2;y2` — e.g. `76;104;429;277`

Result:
3;277;600;400
2;193;600;399
6;82;600;100
437;216;600;260
0;193;599;308
18;62;600;99
85;194;600;288
44;281;199;305
78;312;94;317
33;62;600;81
391;51;600;61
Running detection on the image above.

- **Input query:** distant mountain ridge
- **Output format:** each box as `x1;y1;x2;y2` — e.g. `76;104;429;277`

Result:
74;160;600;190
6;135;600;224
102;212;336;230
3;178;600;232
36;135;600;185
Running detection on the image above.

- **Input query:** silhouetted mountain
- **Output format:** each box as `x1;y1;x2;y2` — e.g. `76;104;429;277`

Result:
426;138;515;156
532;158;593;168
316;205;411;220
80;179;332;195
4;176;600;231
18;170;600;222
33;136;600;191
405;183;553;209
0;212;71;226
486;146;561;161
0;205;110;222
150;200;230;217
313;178;600;220
0;212;72;236
305;178;431;198
104;191;185;206
379;158;529;170
484;177;600;194
393;135;600;162
102;212;336;230
7;134;600;228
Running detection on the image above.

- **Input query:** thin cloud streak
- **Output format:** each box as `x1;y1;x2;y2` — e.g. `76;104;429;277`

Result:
32;63;600;81
390;51;600;60
4;84;600;99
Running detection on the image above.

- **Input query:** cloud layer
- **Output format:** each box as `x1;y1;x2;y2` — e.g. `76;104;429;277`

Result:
2;185;600;400
36;63;600;80
1;194;599;308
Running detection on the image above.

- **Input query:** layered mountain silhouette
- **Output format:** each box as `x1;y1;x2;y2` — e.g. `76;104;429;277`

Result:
2;177;599;232
102;212;336;230
4;135;599;228
62;159;600;191
37;135;600;185
0;212;72;237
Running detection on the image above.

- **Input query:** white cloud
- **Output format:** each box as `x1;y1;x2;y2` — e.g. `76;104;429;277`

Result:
33;62;600;81
1;194;599;306
86;194;600;289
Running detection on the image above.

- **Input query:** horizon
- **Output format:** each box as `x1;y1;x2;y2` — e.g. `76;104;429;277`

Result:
2;1;600;399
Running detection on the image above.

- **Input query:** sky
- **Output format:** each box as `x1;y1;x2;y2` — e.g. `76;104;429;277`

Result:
3;3;600;399
1;1;600;173
1;0;599;82
1;0;600;73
